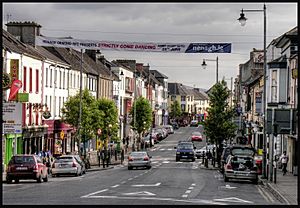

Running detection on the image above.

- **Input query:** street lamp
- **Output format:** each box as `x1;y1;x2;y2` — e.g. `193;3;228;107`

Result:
201;56;219;83
237;3;267;179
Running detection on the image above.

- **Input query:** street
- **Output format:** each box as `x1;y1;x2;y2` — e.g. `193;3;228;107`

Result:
3;126;281;205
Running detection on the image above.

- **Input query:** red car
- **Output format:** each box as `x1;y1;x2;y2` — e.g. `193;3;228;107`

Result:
6;154;49;183
191;132;203;141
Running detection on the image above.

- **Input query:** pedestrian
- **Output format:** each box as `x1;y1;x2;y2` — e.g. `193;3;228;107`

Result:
101;148;106;168
121;148;125;165
122;137;126;145
126;136;129;146
279;151;289;175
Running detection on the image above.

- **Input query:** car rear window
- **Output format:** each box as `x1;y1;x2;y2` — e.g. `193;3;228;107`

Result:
56;157;73;163
192;132;201;136
178;143;193;150
13;156;35;164
130;152;147;157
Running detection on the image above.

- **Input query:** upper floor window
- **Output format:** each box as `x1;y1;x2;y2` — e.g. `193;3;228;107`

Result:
50;68;53;88
181;96;186;101
45;68;48;87
271;70;278;102
29;68;33;93
23;67;27;92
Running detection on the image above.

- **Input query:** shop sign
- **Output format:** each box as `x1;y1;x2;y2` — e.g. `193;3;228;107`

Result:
2;102;22;134
17;93;29;102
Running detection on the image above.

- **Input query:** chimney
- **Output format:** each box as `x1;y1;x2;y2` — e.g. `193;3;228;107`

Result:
6;21;42;46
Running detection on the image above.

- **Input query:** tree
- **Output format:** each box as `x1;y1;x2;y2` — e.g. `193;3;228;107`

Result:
95;98;119;147
169;100;182;120
61;89;102;156
130;96;152;150
203;80;237;167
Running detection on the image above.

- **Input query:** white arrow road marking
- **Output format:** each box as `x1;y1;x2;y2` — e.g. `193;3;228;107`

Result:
182;194;188;198
167;148;173;151
191;184;196;186
213;197;253;204
220;184;237;189
162;161;170;163
111;184;119;188
122;191;156;196
81;189;108;198
132;183;161;187
185;190;192;194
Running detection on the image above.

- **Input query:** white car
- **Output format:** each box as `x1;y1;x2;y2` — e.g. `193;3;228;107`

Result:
195;144;216;159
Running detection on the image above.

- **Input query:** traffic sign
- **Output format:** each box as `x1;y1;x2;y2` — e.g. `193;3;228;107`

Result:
60;131;65;139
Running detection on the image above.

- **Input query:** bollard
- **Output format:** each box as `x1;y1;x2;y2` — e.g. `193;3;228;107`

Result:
274;167;277;184
115;149;117;161
205;158;208;168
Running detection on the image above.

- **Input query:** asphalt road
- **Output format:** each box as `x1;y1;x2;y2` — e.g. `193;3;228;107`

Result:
3;125;281;205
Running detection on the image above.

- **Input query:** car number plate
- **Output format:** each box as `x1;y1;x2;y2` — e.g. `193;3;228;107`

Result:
234;171;247;175
16;167;28;170
182;156;187;158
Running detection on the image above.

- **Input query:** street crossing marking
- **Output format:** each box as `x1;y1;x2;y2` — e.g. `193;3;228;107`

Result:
81;189;108;198
219;184;237;189
185;190;192;194
111;184;120;188
122;191;156;196
182;194;188;198
213;197;253;204
131;183;161;187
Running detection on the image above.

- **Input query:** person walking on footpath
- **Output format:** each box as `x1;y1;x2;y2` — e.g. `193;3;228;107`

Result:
279;151;289;175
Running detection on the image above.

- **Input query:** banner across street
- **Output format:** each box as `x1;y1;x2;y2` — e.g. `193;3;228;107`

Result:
36;36;231;53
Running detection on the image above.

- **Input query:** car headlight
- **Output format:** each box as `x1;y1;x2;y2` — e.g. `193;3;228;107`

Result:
176;152;180;154
189;152;194;154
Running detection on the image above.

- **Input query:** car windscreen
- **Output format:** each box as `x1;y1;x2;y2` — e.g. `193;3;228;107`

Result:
12;156;35;164
177;144;193;150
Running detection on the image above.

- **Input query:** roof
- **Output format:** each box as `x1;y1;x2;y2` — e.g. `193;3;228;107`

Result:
150;70;168;79
274;26;298;48
2;29;44;60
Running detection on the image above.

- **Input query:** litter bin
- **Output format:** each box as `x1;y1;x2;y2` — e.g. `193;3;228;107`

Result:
255;156;262;175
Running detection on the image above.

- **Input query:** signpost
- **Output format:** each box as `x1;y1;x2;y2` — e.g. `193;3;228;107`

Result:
2;102;22;134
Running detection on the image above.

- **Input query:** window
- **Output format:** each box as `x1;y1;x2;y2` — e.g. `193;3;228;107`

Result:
23;67;27;92
54;69;57;88
70;72;72;88
29;68;33;92
59;97;61;116
59;71;62;89
45;68;48;87
45;96;48;108
271;70;278;102
181;96;186;101
62;70;65;89
36;69;39;93
49;96;52;112
50;68;53;87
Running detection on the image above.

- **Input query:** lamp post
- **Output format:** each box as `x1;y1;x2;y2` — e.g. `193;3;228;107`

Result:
201;56;219;84
237;3;267;179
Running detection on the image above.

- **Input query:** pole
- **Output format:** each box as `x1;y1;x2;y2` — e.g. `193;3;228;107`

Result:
262;3;267;179
78;49;83;157
216;56;219;83
230;77;233;108
134;67;137;150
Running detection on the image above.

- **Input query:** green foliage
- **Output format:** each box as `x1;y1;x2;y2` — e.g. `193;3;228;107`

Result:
169;100;182;119
61;89;119;145
95;98;119;142
130;96;152;134
203;80;237;145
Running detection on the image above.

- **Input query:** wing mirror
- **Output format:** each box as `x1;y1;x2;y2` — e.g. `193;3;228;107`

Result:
174;146;177;149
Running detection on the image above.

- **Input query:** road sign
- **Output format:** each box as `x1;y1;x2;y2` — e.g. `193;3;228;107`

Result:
2;102;22;134
60;131;65;139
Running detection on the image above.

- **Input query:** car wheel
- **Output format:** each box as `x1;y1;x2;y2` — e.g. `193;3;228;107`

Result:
176;158;179;162
43;173;48;182
192;158;195;162
224;175;229;182
6;177;12;184
37;174;42;183
252;179;258;184
14;179;19;183
147;166;151;169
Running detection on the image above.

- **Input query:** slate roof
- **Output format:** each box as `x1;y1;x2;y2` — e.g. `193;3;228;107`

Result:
3;29;43;60
149;70;168;79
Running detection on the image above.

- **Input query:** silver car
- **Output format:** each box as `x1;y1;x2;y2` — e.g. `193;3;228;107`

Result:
223;147;258;184
51;156;83;177
128;151;152;170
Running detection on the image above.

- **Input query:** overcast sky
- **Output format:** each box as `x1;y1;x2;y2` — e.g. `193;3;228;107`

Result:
2;2;297;89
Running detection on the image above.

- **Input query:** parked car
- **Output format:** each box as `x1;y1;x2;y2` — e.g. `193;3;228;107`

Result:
163;125;174;134
51;155;83;177
128;151;152;170
6;154;49;183
143;133;155;147
151;132;160;144
195;144;215;159
191;131;203;142
153;128;167;140
190;120;198;127
65;155;86;174
171;122;179;130
223;146;258;184
175;141;196;162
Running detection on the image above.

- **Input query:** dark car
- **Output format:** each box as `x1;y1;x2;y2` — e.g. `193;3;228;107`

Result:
190;120;198;127
175;141;196;162
6;154;49;183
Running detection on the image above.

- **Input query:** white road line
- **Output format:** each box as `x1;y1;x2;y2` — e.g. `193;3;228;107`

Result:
167;148;173;151
128;178;133;180
81;189;108;198
133;176;138;178
111;184;119;188
185;190;192;194
192;184;196;186
160;149;165;151
182;194;188;198
121;181;126;184
188;187;194;190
